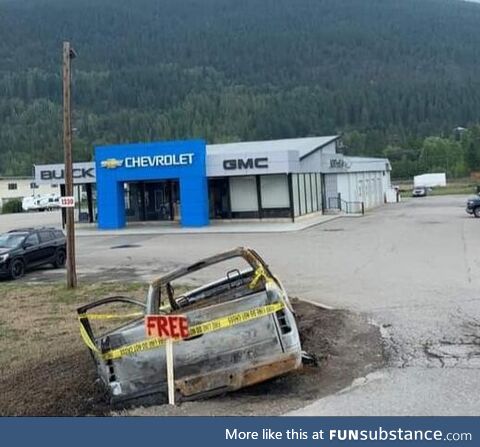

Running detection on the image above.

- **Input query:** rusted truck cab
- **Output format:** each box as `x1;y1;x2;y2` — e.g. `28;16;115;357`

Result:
78;247;302;404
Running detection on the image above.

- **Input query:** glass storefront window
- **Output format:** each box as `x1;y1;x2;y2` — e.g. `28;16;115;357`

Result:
230;176;258;212
209;178;230;219
260;175;289;209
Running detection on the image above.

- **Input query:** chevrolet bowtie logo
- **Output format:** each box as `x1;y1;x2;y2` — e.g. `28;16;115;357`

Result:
101;158;124;169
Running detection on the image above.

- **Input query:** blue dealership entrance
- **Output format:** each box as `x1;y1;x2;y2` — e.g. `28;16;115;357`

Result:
95;140;209;229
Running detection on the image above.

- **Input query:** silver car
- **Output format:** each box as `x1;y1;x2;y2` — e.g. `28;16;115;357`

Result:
412;187;427;197
78;247;302;404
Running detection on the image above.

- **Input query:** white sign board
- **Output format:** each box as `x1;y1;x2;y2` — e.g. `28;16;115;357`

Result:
59;196;75;208
207;150;299;177
34;162;96;185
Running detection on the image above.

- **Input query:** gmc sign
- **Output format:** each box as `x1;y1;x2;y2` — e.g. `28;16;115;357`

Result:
223;157;268;170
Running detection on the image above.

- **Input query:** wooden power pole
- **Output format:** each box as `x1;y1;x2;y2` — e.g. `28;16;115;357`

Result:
63;41;77;288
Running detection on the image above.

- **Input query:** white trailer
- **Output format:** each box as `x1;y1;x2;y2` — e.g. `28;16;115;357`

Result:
22;193;60;211
414;173;447;188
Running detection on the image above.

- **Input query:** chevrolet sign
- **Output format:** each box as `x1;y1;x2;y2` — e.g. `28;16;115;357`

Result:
101;158;124;169
124;153;194;168
99;153;195;169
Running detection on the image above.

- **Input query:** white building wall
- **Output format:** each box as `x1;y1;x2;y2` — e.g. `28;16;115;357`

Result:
298;141;337;172
337;170;388;211
382;170;391;194
299;149;322;173
319;140;338;155
323;174;338;207
336;173;350;202
300;149;391;209
0;178;57;208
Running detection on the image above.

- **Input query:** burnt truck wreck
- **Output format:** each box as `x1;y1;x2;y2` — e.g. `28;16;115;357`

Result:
77;247;302;404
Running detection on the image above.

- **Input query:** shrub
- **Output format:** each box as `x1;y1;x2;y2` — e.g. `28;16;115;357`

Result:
2;198;23;214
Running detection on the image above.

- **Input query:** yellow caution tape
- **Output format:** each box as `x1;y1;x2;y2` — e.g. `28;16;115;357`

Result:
104;336;167;360
79;301;285;361
188;301;283;338
248;265;274;289
79;322;101;354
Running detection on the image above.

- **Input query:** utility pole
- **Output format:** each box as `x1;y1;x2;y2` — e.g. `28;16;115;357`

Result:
63;41;77;288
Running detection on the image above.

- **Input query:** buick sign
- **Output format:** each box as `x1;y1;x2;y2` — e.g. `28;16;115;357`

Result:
40;167;95;181
35;162;96;185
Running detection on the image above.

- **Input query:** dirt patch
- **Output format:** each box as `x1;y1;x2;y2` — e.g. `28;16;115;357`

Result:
0;351;108;416
0;289;385;416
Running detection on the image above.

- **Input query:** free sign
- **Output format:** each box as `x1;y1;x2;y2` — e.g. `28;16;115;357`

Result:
59;196;75;208
145;314;189;406
145;315;189;339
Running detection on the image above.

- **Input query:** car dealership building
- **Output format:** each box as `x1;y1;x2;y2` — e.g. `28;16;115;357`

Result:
34;136;393;229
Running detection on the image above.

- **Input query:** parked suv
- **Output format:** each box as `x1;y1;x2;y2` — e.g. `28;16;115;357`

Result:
0;227;66;279
466;195;480;218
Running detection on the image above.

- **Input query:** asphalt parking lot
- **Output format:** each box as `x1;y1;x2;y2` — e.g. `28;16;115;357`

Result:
4;194;480;415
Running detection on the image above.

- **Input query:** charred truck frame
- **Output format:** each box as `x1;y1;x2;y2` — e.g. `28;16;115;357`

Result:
78;247;302;404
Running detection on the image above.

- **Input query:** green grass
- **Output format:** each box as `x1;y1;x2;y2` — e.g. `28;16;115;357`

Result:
0;281;149;375
394;178;479;197
428;185;475;196
0;320;20;341
50;282;147;303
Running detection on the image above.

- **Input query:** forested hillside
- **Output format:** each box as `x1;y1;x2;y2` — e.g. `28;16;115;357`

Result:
1;0;480;177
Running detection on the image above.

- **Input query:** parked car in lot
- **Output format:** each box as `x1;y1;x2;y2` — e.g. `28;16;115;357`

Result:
412;186;428;197
466;195;480;217
78;247;302;405
0;227;66;279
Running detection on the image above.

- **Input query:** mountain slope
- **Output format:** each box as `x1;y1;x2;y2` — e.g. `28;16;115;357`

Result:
1;0;480;175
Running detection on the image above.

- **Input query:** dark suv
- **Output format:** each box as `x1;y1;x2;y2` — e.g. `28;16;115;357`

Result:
466;195;480;218
0;227;66;279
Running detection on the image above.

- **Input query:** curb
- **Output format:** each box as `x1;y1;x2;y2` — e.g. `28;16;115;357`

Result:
74;215;342;237
297;297;336;311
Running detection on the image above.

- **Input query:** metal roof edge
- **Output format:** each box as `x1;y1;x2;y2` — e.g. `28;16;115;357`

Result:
298;136;341;161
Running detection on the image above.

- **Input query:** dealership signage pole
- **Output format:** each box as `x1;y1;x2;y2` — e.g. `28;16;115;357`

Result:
63;41;77;288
